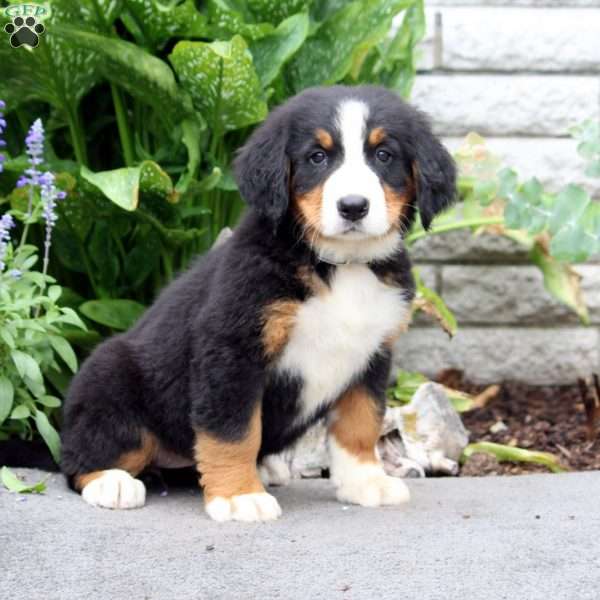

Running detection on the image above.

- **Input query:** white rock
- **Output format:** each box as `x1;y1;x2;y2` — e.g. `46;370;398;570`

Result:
395;383;469;475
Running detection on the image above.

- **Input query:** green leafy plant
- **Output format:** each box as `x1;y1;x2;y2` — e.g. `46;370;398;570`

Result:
0;0;426;328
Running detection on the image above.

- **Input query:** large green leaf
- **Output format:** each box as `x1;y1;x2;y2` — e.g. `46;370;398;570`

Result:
79;299;146;330
52;25;193;123
287;0;412;91
250;13;310;87
247;0;312;23
81;161;174;211
48;335;79;373
170;36;268;132
121;0;208;49
0;1;100;110
206;0;274;41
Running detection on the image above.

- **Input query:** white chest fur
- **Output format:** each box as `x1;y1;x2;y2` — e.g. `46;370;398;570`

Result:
276;264;410;422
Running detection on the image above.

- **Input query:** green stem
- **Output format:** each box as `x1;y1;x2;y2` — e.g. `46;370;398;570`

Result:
65;105;88;166
405;216;505;245
111;84;135;167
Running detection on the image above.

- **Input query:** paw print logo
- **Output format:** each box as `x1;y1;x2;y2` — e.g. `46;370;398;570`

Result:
4;16;45;49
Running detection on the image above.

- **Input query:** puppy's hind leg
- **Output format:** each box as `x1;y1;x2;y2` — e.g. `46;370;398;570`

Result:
61;338;156;510
74;432;157;510
195;403;282;522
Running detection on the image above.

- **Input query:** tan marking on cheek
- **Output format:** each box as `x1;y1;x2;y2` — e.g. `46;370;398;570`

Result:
368;127;386;146
194;404;264;503
315;128;334;150
292;185;323;236
262;299;300;358
328;387;382;464
383;184;409;226
73;431;158;491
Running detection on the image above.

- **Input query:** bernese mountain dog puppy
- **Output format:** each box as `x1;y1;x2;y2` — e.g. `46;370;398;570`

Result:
60;85;456;522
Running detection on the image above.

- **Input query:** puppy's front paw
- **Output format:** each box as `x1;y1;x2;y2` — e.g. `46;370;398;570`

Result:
205;492;282;522
336;474;410;508
81;469;146;509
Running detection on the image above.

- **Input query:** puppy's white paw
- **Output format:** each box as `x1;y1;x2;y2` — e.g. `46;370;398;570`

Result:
81;469;146;510
336;474;410;508
259;455;291;487
205;492;282;522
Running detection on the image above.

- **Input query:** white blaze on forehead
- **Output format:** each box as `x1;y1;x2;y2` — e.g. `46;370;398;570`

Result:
319;99;390;242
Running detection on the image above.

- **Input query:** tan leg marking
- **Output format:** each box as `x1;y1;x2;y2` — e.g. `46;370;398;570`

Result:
315;128;334;150
73;431;158;491
194;403;264;503
329;387;382;464
368;127;386;147
262;299;300;358
328;387;411;507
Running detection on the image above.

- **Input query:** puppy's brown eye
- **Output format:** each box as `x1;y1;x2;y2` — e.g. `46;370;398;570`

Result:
309;151;327;165
376;149;392;163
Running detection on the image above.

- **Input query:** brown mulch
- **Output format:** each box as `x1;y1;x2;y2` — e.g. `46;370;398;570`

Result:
436;370;600;476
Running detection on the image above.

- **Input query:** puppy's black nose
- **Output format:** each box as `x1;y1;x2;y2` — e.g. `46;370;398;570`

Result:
337;195;369;222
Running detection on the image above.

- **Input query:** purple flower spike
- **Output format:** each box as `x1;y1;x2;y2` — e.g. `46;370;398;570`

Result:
0;213;15;272
17;118;45;188
39;171;64;274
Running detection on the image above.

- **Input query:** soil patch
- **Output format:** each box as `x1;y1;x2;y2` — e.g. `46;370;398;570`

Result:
438;371;600;476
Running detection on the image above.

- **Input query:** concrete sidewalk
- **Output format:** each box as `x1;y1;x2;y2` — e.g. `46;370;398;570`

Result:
2;469;599;600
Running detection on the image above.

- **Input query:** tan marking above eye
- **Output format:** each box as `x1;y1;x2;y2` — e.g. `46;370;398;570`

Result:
368;127;386;146
315;128;334;150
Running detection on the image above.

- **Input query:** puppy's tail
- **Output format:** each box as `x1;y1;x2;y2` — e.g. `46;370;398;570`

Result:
0;440;59;472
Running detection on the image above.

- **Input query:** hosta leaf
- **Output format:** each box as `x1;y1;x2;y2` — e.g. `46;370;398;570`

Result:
170;36;268;132
1;467;47;494
247;0;311;23
34;410;61;464
206;0;274;41
52;25;193;123
121;0;208;49
79;299;146;330
287;0;412;91
0;1;100;111
250;13;310;87
81;161;174;211
0;376;14;426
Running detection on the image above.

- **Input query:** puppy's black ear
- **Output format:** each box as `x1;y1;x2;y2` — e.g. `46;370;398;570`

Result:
234;110;290;229
410;112;457;230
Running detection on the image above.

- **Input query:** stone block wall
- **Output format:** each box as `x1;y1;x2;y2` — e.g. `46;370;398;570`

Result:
392;1;600;384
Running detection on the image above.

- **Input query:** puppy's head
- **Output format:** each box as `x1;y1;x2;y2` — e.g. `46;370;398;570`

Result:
234;86;456;261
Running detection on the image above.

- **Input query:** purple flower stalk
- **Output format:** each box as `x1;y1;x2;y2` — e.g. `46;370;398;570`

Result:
17;118;45;190
0;99;6;174
0;213;15;272
39;171;65;275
